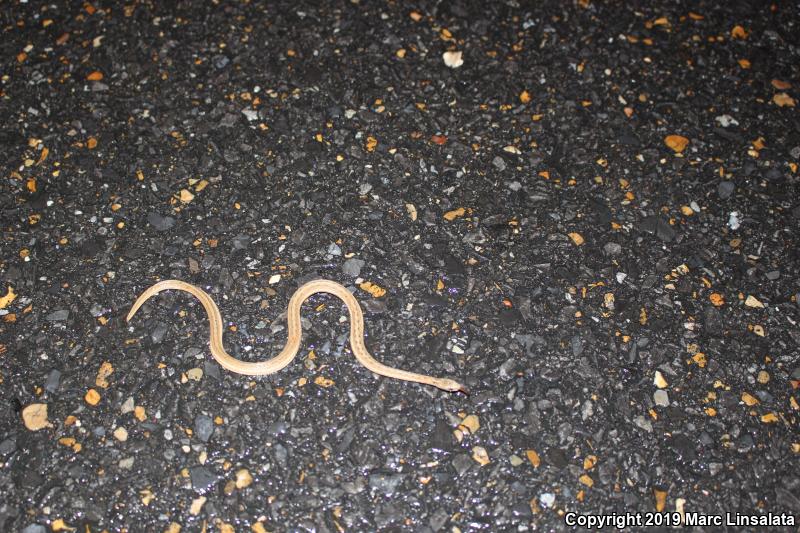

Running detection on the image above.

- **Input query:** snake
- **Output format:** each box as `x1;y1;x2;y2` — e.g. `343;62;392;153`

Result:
126;279;467;393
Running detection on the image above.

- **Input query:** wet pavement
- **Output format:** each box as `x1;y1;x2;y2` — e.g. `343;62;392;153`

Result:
1;0;799;531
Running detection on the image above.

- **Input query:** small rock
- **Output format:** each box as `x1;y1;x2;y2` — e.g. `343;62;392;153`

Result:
22;403;50;431
640;215;676;242
46;310;69;322
118;457;134;469
190;496;207;516
113;426;128;442
715;114;738;127
235;468;253;489
0;437;17;455
45;369;61;393
603;242;622;255
654;371;668;388
744;295;764;308
704;306;724;336
452;453;473;476
728;211;741;230
458;414;480;434
21;525;47;533
654;390;669;407
146;212;175;231
492;156;507;171
190;466;218;492
442;50;463;68
212;54;230;69
120;396;135;414
368;472;405;496
472;446;490;466
342;258;365;277
539;493;556;508
430;419;453;451
194;414;214;443
717;181;735;199
186;368;203;381
84;388;101;406
327;243;342;256
242;108;258;121
634;415;653;432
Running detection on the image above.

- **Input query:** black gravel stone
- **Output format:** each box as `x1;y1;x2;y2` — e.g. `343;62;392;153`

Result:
342;258;365;277
717;180;735;199
189;466;218;492
194;414;214;443
639;215;677;243
146;212;176;231
0;438;16;456
44;370;61;393
368;472;405;497
451;454;473;477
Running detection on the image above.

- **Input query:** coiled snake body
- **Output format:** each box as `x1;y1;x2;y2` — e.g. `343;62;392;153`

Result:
127;279;467;393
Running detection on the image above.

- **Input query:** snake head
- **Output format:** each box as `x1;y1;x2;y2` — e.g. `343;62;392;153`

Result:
441;379;469;395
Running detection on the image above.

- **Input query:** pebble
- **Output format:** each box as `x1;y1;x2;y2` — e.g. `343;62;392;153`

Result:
190;496;207;516
45;369;61;393
452;454;473;476
118;457;134;469
603;242;622;255
459;414;480;434
717;180;735;199
22;403;50;431
186;368;203;381
235;468;253;489
21;526;46;533
0;437;17;455
442;50;464;68
190;466;218;491
472;446;490;466
654;390;670;407
430;420;453;451
492;156;507;171
146;212;175;231
368;473;405;496
120;397;135;414
715;114;738;127
634;415;653;432
539;493;556;508
194;414;214;443
640;215;676;242
45;310;69;322
728;211;741;230
342;258;365;277
148;322;167;344
113;427;128;442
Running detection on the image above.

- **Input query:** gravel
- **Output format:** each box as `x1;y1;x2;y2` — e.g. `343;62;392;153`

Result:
1;0;798;530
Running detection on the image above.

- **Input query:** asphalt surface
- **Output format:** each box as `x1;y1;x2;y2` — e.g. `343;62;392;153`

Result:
1;1;799;531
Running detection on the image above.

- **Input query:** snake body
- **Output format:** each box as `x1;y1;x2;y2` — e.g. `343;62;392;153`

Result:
127;279;467;393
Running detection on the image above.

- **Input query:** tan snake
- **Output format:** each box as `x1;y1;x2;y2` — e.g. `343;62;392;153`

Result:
126;279;467;393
